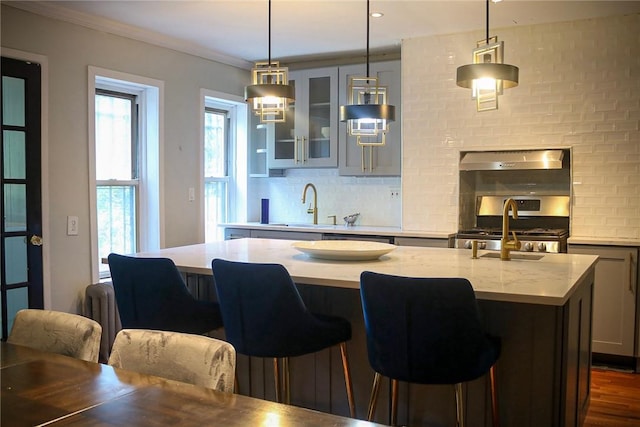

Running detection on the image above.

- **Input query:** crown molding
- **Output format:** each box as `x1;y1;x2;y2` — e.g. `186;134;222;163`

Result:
6;1;253;70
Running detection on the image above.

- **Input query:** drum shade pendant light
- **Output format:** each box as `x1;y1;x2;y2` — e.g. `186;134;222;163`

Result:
456;0;519;112
245;0;295;123
340;0;395;146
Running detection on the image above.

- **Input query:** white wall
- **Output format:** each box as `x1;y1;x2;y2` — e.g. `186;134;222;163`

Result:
402;13;639;239
1;5;249;312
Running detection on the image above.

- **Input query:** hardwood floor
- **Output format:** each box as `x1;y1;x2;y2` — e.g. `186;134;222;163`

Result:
584;368;640;426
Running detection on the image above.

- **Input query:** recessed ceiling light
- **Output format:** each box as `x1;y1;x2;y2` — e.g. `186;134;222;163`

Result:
370;12;383;18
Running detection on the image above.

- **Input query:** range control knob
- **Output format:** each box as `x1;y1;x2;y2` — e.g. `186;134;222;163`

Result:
537;242;547;252
523;242;534;252
464;240;487;249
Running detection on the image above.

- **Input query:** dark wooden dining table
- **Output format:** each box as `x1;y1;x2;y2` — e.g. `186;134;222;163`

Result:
1;341;382;426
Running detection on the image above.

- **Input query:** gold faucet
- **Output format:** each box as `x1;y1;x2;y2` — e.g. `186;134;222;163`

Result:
302;183;318;225
501;198;522;260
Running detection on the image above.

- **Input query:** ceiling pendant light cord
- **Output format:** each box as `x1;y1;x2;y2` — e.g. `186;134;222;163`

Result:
268;0;272;65
485;0;489;43
366;0;370;77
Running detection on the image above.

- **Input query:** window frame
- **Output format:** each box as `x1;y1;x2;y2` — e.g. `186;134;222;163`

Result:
199;90;248;241
203;107;230;242
88;67;163;282
94;89;140;261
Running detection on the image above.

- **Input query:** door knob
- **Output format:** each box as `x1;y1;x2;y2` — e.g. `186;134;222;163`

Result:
30;235;43;246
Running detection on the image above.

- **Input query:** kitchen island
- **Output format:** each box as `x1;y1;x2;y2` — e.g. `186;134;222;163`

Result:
132;238;598;427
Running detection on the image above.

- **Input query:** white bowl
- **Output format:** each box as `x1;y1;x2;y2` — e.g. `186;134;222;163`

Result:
292;240;395;261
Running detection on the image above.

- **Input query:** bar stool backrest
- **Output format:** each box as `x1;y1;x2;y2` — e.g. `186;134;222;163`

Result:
108;253;222;334
360;271;500;384
211;258;350;358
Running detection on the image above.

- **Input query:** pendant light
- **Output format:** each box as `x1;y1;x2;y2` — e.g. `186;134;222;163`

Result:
245;0;295;123
340;0;395;146
456;0;519;112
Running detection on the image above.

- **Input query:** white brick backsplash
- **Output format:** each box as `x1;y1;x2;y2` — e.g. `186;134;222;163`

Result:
402;14;639;240
248;169;401;227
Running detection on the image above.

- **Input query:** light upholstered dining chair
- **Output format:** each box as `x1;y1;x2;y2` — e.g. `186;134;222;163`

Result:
108;329;236;393
7;309;102;362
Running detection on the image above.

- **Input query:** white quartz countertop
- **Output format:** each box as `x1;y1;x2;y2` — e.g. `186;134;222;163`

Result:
221;222;454;239
568;236;640;247
134;238;597;306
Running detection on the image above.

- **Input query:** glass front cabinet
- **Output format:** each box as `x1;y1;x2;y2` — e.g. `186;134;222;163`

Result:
338;60;401;176
248;110;268;177
267;67;338;169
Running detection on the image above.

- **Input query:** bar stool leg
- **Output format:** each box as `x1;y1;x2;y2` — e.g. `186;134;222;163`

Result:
490;364;500;427
283;357;291;405
367;372;382;421
273;358;281;403
455;383;465;427
390;379;399;426
339;342;356;418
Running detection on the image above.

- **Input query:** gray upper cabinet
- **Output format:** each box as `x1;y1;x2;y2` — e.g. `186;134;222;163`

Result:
267;67;338;169
338;60;402;176
248;110;268;177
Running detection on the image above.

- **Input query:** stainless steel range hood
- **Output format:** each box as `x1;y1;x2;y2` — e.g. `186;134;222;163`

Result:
459;149;565;171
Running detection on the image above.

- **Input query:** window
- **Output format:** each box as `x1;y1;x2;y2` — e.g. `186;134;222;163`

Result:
200;90;249;242
204;107;229;242
95;89;138;274
88;67;162;282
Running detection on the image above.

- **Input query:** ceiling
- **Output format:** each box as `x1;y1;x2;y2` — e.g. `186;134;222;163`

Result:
9;1;640;68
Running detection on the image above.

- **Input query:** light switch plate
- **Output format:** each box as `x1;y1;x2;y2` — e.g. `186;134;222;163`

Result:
67;216;79;236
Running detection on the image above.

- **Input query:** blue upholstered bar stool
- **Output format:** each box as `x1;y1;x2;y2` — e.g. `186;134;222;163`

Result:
108;253;223;334
211;258;356;418
360;271;501;427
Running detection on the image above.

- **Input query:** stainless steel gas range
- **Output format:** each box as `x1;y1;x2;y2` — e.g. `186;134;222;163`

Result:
455;195;570;254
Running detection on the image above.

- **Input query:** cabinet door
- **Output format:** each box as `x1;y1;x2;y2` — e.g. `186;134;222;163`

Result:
303;67;338;167
394;236;452;248
568;245;638;356
224;228;251;240
248;112;268;177
268;67;338;169
268;77;297;168
249;229;321;241
338;60;401;176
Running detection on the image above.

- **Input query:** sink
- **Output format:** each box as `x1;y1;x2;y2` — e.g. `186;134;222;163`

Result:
480;252;545;261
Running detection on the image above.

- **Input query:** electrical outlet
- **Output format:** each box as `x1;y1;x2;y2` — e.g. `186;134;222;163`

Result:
389;187;401;199
67;216;79;236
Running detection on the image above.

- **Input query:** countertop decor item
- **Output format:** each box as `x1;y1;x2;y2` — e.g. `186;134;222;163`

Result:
343;213;360;226
291;240;395;261
260;198;269;224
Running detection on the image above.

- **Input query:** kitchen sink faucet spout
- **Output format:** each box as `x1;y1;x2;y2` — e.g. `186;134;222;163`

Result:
501;198;521;261
302;183;318;225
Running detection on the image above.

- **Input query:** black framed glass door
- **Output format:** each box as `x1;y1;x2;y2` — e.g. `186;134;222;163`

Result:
1;56;43;339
